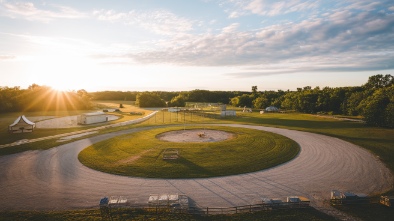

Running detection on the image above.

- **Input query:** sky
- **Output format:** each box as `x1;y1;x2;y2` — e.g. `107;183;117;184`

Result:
0;0;394;92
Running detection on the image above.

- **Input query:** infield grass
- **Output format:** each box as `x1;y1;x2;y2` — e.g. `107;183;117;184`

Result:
78;126;300;178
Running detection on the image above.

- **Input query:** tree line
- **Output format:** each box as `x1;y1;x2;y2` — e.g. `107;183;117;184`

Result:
0;84;91;112
232;74;393;127
131;74;393;127
0;74;392;127
90;90;243;105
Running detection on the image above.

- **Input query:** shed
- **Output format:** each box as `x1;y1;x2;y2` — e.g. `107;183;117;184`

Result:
287;196;301;203
221;110;236;117
331;190;342;199
168;107;182;112
77;112;108;125
8;115;35;133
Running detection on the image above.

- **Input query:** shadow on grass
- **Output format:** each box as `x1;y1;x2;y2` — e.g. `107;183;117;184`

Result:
230;115;365;130
334;203;394;221
167;157;216;178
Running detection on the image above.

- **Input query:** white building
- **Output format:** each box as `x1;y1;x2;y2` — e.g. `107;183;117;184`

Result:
221;110;236;117
168;107;182;112
77;112;108;125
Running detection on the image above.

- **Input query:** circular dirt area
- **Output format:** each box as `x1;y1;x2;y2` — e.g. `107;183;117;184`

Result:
156;129;234;142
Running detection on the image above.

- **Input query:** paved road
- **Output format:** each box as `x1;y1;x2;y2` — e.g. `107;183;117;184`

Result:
0;112;157;148
0;124;392;220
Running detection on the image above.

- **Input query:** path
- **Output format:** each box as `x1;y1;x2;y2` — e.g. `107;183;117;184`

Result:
0;112;157;148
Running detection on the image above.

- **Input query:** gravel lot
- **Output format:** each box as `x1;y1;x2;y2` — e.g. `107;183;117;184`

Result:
35;114;119;128
0;124;392;220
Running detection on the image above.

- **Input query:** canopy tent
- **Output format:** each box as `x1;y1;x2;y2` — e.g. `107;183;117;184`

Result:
265;106;279;112
9;115;36;133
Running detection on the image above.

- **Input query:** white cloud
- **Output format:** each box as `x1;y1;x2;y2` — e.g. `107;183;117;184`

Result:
93;9;193;35
221;23;239;33
122;8;394;74
222;0;319;17
0;1;86;21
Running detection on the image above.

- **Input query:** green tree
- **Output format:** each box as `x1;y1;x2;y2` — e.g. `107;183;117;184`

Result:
363;85;393;127
252;86;258;94
253;94;269;109
169;94;186;107
135;92;166;107
364;74;394;89
230;94;254;107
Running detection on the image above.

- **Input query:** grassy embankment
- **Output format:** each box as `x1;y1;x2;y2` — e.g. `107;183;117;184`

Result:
79;126;300;178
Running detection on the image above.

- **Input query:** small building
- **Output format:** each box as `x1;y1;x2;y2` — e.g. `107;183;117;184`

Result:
77;112;108;125
168;107;182;112
8;115;35;133
108;196;128;207
331;190;342;199
221;110;236;117
330;190;369;205
148;194;189;209
286;196;310;207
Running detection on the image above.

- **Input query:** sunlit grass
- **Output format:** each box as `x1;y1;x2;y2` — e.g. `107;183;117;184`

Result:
79;126;300;178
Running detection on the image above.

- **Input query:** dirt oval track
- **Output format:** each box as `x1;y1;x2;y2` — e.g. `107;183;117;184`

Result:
0;124;392;213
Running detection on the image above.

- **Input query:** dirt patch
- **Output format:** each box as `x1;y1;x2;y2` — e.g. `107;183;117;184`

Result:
156;129;234;143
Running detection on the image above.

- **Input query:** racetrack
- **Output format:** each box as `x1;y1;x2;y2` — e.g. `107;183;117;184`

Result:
0;124;392;217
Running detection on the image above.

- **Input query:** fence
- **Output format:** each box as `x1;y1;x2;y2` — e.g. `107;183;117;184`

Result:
100;200;310;219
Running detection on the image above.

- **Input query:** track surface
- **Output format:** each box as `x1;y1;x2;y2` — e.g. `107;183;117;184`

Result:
0;124;392;215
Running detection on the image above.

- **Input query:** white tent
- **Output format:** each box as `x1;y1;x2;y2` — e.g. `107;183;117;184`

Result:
8;115;36;133
265;106;279;112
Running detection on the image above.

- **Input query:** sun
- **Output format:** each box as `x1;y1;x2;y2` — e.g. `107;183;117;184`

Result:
50;82;71;92
30;53;95;92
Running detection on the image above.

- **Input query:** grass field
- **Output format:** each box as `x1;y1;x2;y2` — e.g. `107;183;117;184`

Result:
1;102;393;220
333;203;394;221
0;101;151;145
79;126;300;178
139;111;394;183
